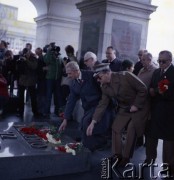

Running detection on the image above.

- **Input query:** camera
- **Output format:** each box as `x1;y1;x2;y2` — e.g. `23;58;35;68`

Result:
63;57;68;61
50;42;60;54
19;48;28;60
43;43;61;56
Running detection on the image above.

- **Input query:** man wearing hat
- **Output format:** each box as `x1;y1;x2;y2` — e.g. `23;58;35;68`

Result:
86;63;148;166
58;61;114;151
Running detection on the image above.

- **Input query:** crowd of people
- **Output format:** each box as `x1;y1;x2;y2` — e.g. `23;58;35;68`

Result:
0;39;174;176
0;41;78;117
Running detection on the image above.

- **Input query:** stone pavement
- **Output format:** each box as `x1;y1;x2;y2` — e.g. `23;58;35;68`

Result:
0;104;165;180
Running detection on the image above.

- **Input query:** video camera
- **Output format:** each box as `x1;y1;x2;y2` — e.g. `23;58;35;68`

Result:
43;42;60;55
50;42;60;54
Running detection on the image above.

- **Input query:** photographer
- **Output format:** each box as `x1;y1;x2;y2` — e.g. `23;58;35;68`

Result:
2;50;16;96
16;48;28;76
35;47;47;115
44;42;63;116
17;47;39;118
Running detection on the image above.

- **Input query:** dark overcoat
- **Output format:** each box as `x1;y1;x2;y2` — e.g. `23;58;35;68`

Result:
146;65;174;140
64;70;114;134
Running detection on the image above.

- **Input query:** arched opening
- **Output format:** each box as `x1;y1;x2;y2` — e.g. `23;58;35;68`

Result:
0;0;37;53
0;0;37;23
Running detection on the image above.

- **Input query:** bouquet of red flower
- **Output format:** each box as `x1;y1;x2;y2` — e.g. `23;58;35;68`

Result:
158;78;170;94
20;126;61;144
20;126;48;140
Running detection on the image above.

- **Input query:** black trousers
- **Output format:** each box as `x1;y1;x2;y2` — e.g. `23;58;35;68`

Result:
145;137;174;172
18;85;38;115
81;107;114;150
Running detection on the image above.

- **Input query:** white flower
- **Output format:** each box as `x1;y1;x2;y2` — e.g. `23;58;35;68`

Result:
65;144;76;155
46;133;61;144
163;85;168;89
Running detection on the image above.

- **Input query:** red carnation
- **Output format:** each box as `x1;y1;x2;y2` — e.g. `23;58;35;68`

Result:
57;146;66;152
158;78;170;93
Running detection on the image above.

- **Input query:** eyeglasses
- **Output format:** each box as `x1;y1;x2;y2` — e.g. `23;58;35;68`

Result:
157;60;169;64
84;58;92;63
96;76;102;80
96;74;104;80
84;59;89;63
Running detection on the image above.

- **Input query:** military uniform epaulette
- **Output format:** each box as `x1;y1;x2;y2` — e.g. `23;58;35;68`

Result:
118;71;127;75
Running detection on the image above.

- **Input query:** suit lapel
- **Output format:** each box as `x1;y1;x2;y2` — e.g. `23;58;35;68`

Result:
163;64;174;77
159;65;173;81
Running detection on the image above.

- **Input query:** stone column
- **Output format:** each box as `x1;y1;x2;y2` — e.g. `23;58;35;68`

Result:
76;0;157;61
30;0;81;56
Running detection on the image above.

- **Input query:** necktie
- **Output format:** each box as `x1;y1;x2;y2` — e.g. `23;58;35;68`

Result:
77;79;82;84
160;69;164;76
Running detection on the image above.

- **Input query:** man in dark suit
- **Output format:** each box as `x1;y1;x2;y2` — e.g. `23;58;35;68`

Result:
102;46;122;72
59;61;114;151
145;50;174;176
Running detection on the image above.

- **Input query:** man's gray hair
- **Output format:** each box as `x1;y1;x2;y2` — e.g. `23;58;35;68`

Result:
159;50;172;61
143;52;152;60
84;51;97;61
65;61;80;71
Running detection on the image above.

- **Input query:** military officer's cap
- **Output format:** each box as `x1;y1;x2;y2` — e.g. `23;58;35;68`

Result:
93;63;110;77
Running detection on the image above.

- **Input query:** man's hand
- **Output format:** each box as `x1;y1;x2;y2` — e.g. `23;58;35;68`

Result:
149;88;156;97
86;120;96;136
58;119;67;132
130;105;138;112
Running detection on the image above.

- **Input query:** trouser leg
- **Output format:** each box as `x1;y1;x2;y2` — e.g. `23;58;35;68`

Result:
122;121;136;159
112;129;122;155
145;136;158;161
28;85;38;115
163;140;174;175
45;80;53;114
112;118;131;156
18;85;25;115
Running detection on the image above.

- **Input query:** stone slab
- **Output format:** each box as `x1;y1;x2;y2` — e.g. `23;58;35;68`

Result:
0;122;91;180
